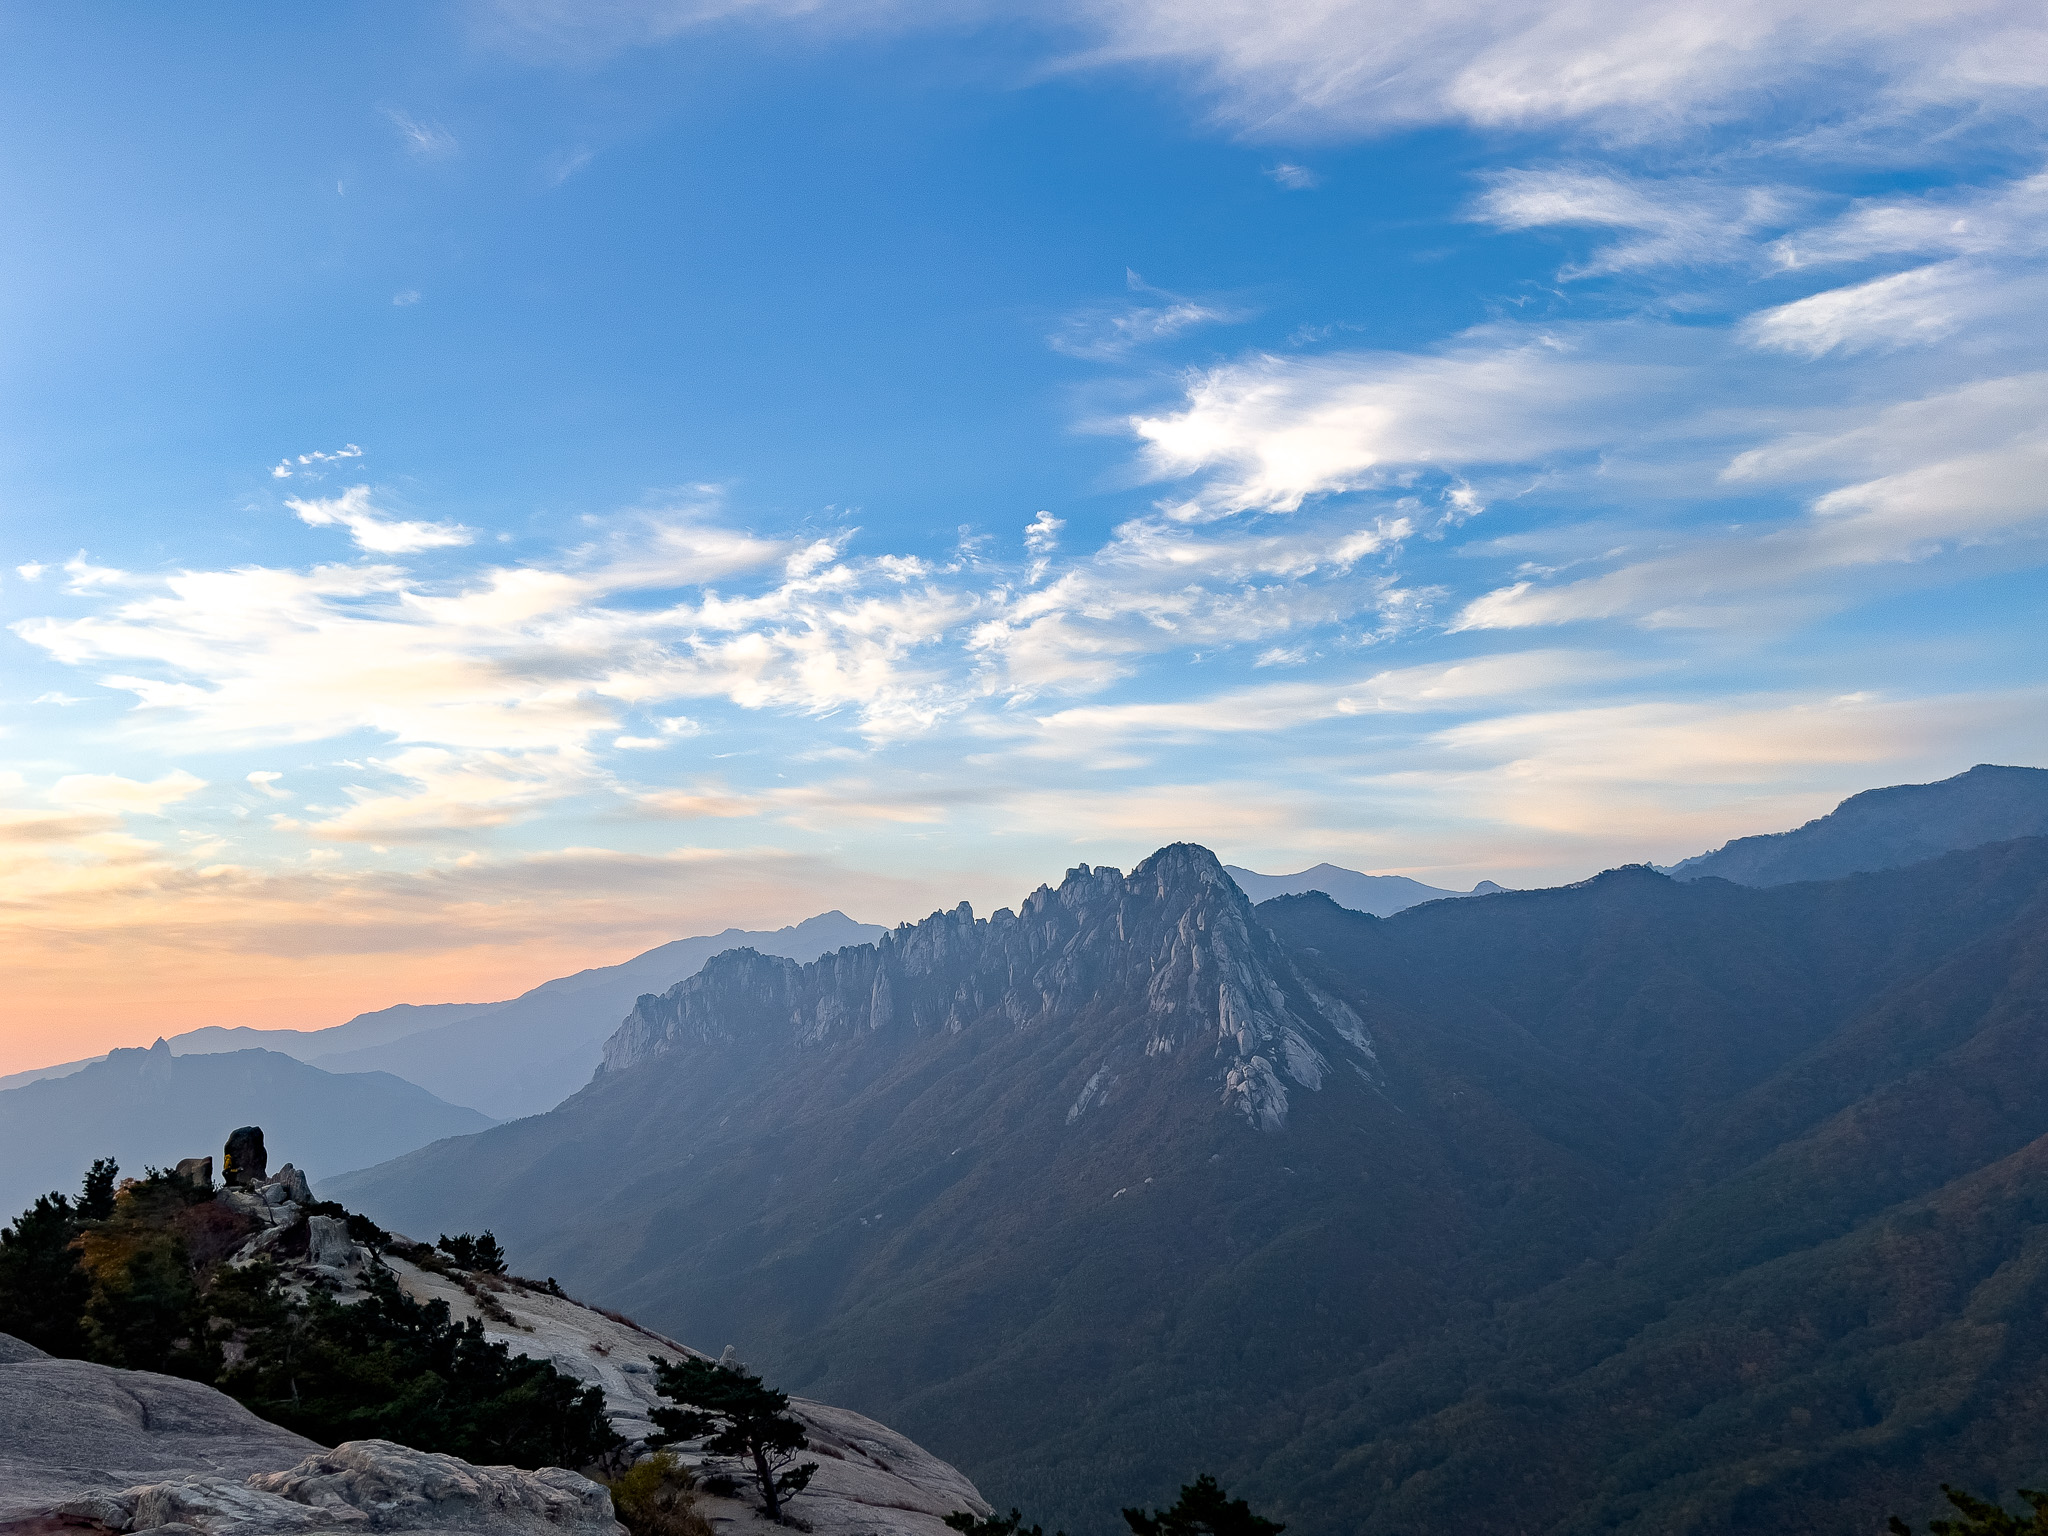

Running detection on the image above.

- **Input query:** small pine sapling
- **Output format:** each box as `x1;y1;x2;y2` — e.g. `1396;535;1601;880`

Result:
1123;1474;1285;1536
647;1356;817;1524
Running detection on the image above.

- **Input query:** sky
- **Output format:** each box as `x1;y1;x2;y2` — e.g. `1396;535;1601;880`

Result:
4;0;2047;1070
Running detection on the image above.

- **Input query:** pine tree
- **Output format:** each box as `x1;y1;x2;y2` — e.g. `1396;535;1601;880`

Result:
1123;1475;1285;1536
648;1356;817;1523
79;1158;119;1221
1891;1486;2048;1535
436;1231;508;1274
0;1191;89;1355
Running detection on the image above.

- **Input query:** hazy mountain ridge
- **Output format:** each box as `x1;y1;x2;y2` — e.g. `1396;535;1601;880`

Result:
0;1043;492;1218
331;834;2048;1535
1220;861;1502;916
1673;762;2048;886
0;911;884;1116
323;909;885;1118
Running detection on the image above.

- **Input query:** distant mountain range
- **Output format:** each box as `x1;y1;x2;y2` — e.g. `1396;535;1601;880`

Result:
329;823;2048;1535
1673;762;2048;885
0;1042;492;1218
0;911;884;1117
1222;861;1503;915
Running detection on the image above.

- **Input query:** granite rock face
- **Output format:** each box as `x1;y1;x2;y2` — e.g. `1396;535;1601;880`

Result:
0;1332;320;1522
602;842;1375;1131
1;1329;621;1536
46;1443;622;1536
381;1256;990;1536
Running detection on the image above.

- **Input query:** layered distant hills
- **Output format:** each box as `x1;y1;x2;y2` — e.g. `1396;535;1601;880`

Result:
0;1042;492;1218
331;807;2048;1536
1220;861;1503;915
0;911;883;1118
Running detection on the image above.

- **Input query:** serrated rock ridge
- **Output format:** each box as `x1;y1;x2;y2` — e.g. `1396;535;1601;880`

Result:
600;842;1375;1130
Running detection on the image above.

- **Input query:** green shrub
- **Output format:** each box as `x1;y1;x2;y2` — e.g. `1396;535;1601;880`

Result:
607;1451;713;1536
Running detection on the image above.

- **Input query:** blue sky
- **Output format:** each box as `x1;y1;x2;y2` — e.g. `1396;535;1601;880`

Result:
4;0;2046;1063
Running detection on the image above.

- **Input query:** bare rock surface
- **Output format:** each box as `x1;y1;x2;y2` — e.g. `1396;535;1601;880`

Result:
0;1333;319;1522
385;1256;987;1535
56;1441;622;1536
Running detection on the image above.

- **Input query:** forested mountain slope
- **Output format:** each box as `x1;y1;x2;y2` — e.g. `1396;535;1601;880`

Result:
332;839;2048;1536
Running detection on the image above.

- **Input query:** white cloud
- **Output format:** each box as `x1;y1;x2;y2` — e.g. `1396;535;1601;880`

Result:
49;770;207;816
1455;372;2048;631
1474;169;1791;276
1769;170;2048;269
287;486;474;553
1129;333;1661;515
16;563;45;581
1266;163;1318;190
478;0;2048;138
1001;648;1646;756
388;110;458;157
246;771;290;799
1741;262;1980;356
1049;295;1238;359
292;747;597;842
393;290;422;306
1070;0;2048;138
272;444;364;481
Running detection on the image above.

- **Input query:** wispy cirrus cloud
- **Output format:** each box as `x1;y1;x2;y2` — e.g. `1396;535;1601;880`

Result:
387;108;459;157
1049;271;1244;360
1474;169;1793;276
477;0;2048;139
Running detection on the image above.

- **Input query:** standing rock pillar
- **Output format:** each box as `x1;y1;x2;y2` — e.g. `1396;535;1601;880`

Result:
223;1126;268;1187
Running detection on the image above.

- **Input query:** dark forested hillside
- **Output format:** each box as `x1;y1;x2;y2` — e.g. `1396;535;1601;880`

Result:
331;838;2048;1536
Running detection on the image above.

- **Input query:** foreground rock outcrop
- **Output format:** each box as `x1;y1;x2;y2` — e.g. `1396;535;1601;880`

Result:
0;1117;989;1536
383;1254;988;1535
2;1330;620;1536
0;1332;319;1524
70;1440;622;1536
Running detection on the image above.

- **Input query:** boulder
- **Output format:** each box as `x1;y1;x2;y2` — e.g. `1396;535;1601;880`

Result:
124;1475;340;1534
220;1187;276;1226
173;1156;214;1195
306;1215;356;1268
271;1164;313;1205
248;1440;620;1533
223;1126;268;1188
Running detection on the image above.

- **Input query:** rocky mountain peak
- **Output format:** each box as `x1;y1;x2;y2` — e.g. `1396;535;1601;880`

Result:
600;841;1374;1131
